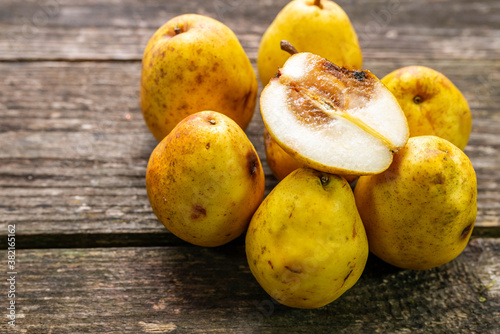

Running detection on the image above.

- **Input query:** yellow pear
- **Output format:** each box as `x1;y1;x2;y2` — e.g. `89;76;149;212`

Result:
258;0;362;85
146;111;265;247
246;168;368;308
140;14;258;141
354;136;477;270
264;127;305;180
260;50;409;176
381;66;472;150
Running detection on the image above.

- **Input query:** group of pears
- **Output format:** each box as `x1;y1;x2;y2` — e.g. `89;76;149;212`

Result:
141;0;476;309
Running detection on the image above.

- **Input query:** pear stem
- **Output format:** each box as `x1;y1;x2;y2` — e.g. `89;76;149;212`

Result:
313;0;323;8
280;40;299;55
174;25;181;35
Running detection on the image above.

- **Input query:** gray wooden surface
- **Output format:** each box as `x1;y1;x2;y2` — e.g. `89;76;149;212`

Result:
3;239;500;333
0;0;499;332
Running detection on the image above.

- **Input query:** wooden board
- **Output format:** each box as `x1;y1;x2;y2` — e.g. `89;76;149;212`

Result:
0;238;498;333
1;0;499;61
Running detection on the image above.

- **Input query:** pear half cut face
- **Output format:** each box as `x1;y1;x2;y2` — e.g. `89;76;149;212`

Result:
260;52;409;175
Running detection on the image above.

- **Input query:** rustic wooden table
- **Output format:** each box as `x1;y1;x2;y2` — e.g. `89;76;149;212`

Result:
1;0;499;333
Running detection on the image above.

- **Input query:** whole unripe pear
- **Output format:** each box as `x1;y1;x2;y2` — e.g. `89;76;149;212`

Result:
246;168;368;308
258;0;362;85
141;14;258;141
146;111;265;247
381;66;472;150
354;136;477;270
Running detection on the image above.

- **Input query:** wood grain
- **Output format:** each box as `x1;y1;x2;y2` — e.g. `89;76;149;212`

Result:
0;238;498;333
0;0;499;61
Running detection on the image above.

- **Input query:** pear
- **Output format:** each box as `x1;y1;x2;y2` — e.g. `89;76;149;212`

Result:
140;14;258;141
246;168;368;308
354;136;477;270
260;48;409;175
264;127;306;181
258;0;362;85
146;111;265;247
381;66;472;150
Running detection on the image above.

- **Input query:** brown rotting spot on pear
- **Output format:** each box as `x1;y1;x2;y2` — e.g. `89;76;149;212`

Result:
274;69;282;79
434;173;445;185
288;88;332;125
191;204;207;219
461;223;473;239
285;265;302;274
246;150;259;176
242;88;255;110
342;269;353;285
268;260;274;269
353;71;366;82
196;74;204;85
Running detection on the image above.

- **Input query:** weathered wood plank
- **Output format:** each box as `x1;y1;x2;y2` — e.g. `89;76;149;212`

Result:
0;0;499;61
0;59;499;248
0;238;498;333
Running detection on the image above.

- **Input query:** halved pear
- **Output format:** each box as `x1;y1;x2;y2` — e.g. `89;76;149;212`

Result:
260;52;409;175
